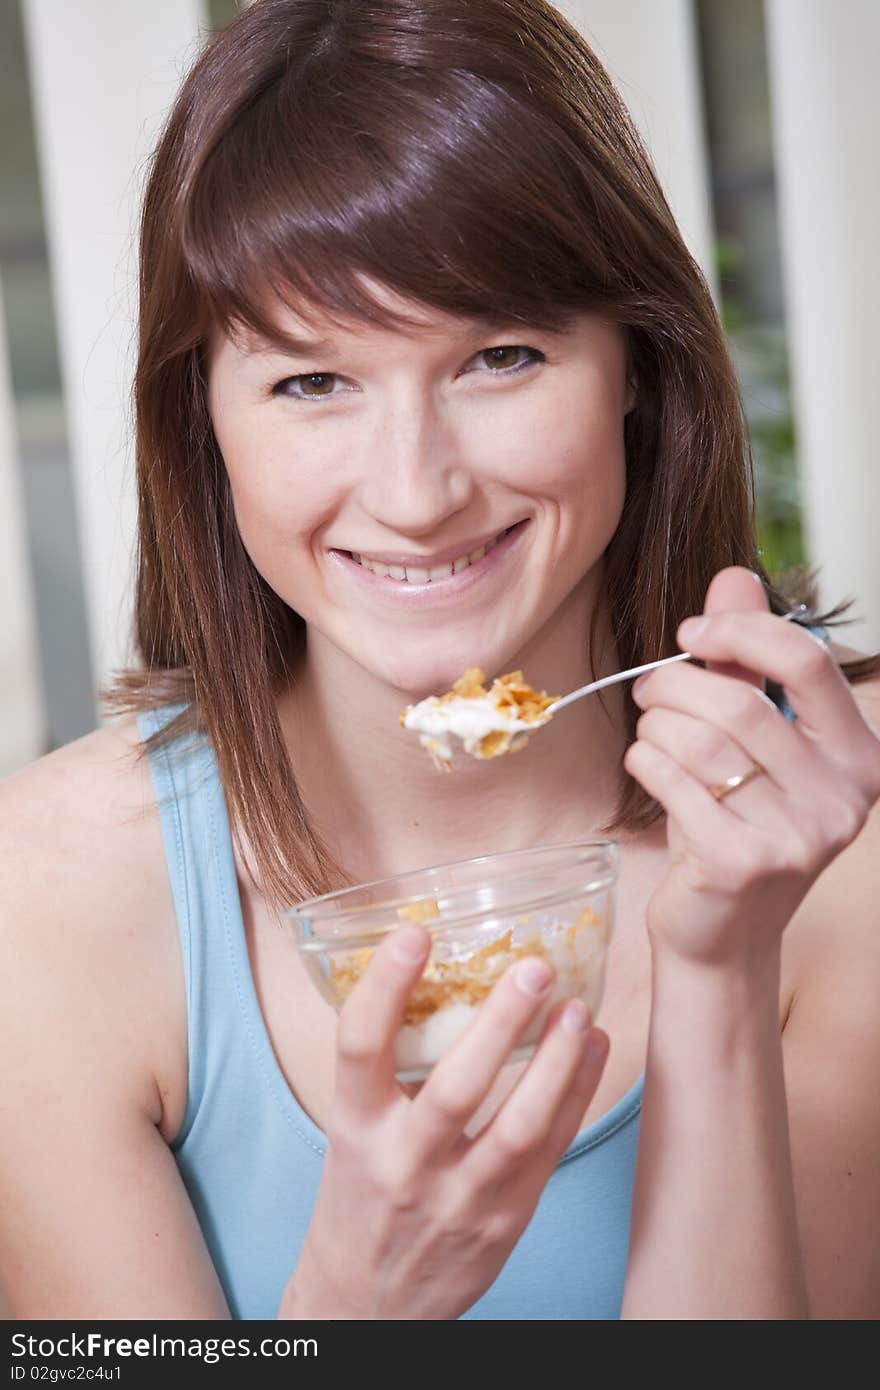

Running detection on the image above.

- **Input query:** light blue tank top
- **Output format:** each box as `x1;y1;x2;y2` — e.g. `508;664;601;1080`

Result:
138;662;809;1320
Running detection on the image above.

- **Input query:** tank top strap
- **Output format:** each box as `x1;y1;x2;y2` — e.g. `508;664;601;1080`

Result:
136;701;248;1150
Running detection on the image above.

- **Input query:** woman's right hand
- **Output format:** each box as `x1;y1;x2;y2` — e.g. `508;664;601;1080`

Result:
279;923;610;1320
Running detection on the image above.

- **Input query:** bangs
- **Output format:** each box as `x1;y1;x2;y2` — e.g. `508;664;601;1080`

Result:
180;53;618;349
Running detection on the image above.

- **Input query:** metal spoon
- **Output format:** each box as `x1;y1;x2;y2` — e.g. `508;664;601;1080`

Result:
545;606;807;715
544;650;692;714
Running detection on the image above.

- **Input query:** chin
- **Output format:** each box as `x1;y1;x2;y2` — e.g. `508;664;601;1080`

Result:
370;651;483;701
386;666;465;702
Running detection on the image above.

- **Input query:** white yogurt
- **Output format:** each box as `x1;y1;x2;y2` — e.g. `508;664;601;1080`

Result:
392;921;608;1082
402;694;546;763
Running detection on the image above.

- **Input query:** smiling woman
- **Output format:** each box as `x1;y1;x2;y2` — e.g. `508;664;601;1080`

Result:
4;0;880;1326
102;0;873;916
205;293;631;691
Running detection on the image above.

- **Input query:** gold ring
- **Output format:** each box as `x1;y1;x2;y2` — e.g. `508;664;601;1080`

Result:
707;762;765;801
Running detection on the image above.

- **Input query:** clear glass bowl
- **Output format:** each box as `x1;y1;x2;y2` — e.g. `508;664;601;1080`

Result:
285;840;618;1082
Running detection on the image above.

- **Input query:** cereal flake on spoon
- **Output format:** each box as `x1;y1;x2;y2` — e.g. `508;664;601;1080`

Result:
400;667;560;770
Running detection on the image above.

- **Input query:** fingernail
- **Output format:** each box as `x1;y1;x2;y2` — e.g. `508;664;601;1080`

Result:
631;674;647;698
561;999;590;1034
390;925;428;964
679;616;708;643
515;958;554;996
584;1030;609;1066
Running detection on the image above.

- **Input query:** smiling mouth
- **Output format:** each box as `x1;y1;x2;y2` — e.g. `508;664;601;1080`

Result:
346;525;520;584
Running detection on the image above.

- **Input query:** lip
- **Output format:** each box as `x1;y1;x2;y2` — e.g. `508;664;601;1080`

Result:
327;519;530;608
339;524;519;569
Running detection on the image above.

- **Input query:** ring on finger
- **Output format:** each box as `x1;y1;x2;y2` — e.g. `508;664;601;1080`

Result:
706;761;766;801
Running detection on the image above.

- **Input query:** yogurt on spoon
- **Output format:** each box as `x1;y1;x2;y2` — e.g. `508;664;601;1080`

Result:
400;667;559;769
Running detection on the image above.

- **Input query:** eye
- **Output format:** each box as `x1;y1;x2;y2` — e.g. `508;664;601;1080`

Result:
469;345;545;375
271;370;341;402
270;345;545;403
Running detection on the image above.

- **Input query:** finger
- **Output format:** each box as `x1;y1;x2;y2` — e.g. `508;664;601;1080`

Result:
675;610;868;752
529;1027;610;1176
635;705;795;830
700;566;770;688
334;924;432;1116
473;1026;610;1212
624;734;762;842
632;666;821;799
405;954;559;1165
459;997;603;1192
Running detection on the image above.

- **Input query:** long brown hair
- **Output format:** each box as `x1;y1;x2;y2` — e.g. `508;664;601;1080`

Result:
101;0;878;916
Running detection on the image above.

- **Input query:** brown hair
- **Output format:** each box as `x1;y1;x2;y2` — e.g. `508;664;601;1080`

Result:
101;0;878;916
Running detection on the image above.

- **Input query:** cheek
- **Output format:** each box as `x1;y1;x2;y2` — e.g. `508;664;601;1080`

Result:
218;414;322;522
215;416;340;573
499;374;627;518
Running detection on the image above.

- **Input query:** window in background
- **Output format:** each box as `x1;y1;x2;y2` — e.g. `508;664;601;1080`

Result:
0;0;94;751
207;0;243;30
696;0;805;580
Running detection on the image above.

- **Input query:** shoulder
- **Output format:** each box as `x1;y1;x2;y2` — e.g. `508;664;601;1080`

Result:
778;649;880;1316
0;714;171;946
785;642;880;966
0;715;186;1137
0;719;232;1316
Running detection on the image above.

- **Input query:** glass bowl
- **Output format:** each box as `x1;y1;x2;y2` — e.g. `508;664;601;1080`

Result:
285;840;618;1082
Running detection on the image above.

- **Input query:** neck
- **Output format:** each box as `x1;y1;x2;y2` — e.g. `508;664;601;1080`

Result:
276;582;631;885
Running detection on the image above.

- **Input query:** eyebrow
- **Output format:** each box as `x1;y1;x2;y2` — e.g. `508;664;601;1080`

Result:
241;315;548;362
243;329;339;359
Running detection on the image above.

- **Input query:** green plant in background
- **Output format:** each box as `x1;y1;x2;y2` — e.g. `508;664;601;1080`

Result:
715;235;805;581
207;0;242;31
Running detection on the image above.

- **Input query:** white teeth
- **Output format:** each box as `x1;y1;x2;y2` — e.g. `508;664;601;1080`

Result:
351;527;510;582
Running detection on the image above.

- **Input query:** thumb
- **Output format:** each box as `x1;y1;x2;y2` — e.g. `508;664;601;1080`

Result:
701;566;769;690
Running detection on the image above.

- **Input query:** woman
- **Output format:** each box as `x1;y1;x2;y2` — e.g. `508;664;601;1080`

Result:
2;0;879;1320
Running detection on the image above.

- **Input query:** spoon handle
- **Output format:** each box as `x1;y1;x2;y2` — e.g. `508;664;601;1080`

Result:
545;606;807;716
546;651;692;714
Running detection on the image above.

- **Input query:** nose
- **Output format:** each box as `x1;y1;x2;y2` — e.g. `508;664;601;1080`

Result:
355;396;475;534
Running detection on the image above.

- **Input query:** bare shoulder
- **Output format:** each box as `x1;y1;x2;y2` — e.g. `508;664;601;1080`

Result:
780;651;880;1316
2;712;157;838
784;646;880;976
0;714;185;1138
0;719;228;1316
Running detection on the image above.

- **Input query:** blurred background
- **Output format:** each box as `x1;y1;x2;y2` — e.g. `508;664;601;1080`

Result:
1;0;878;775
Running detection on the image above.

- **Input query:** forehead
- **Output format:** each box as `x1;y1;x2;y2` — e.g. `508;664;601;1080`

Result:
213;276;465;357
206;273;585;367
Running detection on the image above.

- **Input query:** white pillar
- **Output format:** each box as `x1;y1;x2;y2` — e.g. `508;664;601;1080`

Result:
0;275;47;775
21;0;208;717
559;0;717;299
766;0;880;648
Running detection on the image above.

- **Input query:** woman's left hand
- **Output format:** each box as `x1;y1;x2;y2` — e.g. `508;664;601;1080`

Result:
624;566;880;968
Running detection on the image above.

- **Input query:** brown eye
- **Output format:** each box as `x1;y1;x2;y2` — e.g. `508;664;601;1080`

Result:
297;373;336;397
271;371;340;401
272;345;543;404
480;346;523;370
474;345;544;376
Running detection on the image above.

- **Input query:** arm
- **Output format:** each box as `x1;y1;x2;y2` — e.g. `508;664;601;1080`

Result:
0;942;233;1318
620;572;880;1319
622;949;809;1318
622;796;880;1320
0;752;232;1319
